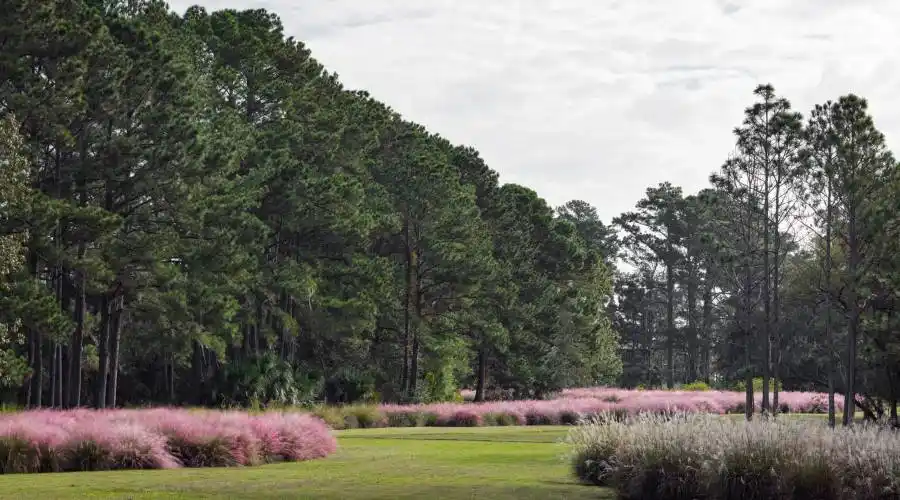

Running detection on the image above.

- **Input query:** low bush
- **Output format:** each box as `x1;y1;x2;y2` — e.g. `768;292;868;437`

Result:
342;405;386;429
445;410;482;427
386;411;425;427
525;411;559;426
568;412;900;500
310;406;347;430
0;408;336;474
680;381;711;391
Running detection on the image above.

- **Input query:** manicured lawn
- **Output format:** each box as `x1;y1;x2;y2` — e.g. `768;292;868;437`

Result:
0;426;610;499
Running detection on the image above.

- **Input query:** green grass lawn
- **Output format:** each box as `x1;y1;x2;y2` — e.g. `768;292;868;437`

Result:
0;426;611;499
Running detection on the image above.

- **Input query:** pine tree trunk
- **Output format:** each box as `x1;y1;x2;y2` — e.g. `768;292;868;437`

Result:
665;261;675;389
890;397;898;428
825;181;836;428
701;276;713;383
55;344;64;407
844;208;859;426
49;341;57;408
69;259;86;407
401;218;412;395
32;331;43;408
762;173;771;415
409;260;422;397
95;294;110;409
254;300;263;352
192;339;205;405
744;247;754;421
167;353;176;403
106;297;123;408
772;181;783;418
686;268;698;381
474;346;487;402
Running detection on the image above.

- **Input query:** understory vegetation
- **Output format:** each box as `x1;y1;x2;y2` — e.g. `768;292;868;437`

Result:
568;413;900;500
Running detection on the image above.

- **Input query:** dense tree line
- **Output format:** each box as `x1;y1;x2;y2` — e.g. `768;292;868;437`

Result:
612;84;900;425
0;0;621;408
3;2;898;427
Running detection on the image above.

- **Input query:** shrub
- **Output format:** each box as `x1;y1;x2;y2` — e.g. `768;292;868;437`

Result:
525;411;559;426
343;405;385;429
559;410;581;425
680;381;711;391
733;377;782;393
446;410;482;427
386;411;425;428
310;406;346;430
342;413;360;430
484;412;521;426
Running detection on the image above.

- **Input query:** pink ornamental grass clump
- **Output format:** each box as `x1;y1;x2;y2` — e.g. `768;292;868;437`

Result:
0;408;336;474
258;412;337;461
0;417;68;473
370;387;846;428
61;418;179;471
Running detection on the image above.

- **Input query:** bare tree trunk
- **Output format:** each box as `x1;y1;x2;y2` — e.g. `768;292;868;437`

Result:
31;328;43;408
49;341;58;408
665;262;675;389
843;209;859;426
474;346;487;402
744;249;754;421
762;167;771;415
106;295;123;408
772;184;783;417
254;300;263;353
409;264;422;397
824;182;836;428
56;344;64;407
95;294;110;409
701;275;713;383
686;267;698;381
69;259;86;407
25;249;42;408
401;219;412;395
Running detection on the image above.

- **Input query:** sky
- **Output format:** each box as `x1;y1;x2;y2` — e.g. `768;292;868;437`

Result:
169;0;900;224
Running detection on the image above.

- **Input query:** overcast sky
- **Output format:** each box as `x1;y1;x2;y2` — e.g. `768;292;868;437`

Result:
170;0;900;224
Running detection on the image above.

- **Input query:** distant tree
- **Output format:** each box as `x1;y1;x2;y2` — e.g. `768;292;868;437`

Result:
615;183;685;388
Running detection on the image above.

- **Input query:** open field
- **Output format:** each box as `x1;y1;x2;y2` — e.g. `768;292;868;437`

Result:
0;426;609;499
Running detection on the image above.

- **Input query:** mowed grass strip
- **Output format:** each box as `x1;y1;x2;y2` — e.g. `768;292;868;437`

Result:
0;426;610;499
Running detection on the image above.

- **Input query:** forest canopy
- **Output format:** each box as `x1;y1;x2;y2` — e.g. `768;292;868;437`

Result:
0;0;620;408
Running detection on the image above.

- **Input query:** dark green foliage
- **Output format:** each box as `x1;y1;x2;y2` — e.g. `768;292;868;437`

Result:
0;0;620;409
217;353;322;408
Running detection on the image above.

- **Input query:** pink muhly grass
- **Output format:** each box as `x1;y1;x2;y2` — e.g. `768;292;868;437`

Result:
371;387;847;428
62;419;179;471
260;413;337;461
0;408;337;474
0;417;69;473
444;409;483;427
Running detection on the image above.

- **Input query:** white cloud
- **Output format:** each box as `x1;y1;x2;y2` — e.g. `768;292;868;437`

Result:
169;0;900;222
